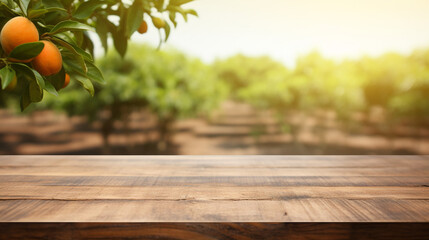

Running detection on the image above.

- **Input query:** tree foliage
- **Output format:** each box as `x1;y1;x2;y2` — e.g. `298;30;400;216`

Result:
36;44;227;150
0;0;197;110
216;50;429;126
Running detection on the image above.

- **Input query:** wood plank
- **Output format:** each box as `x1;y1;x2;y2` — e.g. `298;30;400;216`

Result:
0;155;428;239
1;186;429;201
1;223;428;240
1;223;429;240
0;165;428;176
1;155;427;168
0;199;428;222
1;155;427;177
1;175;428;187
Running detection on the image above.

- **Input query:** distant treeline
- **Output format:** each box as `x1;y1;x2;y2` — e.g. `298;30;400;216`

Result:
3;44;428;151
216;50;429;120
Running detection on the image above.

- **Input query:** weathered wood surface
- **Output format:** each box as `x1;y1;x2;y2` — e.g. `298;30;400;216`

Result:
1;223;429;240
0;155;428;239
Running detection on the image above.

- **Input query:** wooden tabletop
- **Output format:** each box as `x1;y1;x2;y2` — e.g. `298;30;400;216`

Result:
0;155;428;239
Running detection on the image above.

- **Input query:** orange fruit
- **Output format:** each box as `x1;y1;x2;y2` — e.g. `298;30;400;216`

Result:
0;16;39;56
62;73;70;89
152;17;165;29
138;20;148;34
32;40;62;76
5;75;17;91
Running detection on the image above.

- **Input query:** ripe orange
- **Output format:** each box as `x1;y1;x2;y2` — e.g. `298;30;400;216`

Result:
138;20;148;34
152;17;165;29
62;73;70;89
5;75;17;91
0;16;39;55
32;40;62;76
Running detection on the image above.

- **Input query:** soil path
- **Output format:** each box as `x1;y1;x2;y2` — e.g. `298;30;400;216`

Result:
0;101;427;155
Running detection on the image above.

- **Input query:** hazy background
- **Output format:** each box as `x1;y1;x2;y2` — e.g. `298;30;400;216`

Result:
1;0;429;155
129;0;429;66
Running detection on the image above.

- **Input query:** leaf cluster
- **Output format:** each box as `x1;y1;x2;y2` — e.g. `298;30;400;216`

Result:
35;44;227;123
0;0;198;110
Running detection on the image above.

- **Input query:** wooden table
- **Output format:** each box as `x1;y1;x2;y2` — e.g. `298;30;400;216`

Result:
0;155;428;239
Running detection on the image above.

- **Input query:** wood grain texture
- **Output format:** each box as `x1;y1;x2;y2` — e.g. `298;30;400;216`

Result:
0;155;428;239
1;223;429;240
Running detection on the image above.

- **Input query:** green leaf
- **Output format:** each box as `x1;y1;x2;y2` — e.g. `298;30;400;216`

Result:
27;7;66;19
3;0;16;9
14;0;30;15
113;30;127;57
0;2;19;18
50;20;92;35
59;47;88;74
85;60;104;84
112;12;128;58
0;66;15;90
41;0;63;8
44;10;69;23
185;9;198;17
169;0;194;6
154;0;165;11
8;42;44;60
20;87;31;111
126;0;143;38
112;3;128;57
95;15;109;53
74;30;84;46
169;11;177;28
167;5;198;22
11;62;33;74
174;6;187;21
60;0;73;8
45;67;65;90
74;74;94;96
43;80;58;96
27;0;43;12
62;52;88;78
82;32;94;58
54;32;78;46
29;79;43;102
73;0;104;19
31;68;45;89
27;8;48;18
164;22;171;42
11;63;44;102
52;36;92;61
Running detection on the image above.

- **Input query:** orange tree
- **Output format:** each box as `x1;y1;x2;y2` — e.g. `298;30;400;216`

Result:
36;45;228;152
0;0;197;110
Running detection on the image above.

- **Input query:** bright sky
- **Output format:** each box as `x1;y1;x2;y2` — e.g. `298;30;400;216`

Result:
125;0;429;67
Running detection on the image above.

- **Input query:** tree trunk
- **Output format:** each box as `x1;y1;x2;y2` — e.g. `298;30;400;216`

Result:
157;117;174;152
291;111;303;153
101;113;114;154
121;105;133;153
100;103;121;154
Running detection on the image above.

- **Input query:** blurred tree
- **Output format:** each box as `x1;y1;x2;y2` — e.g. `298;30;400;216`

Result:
215;50;429;153
214;54;286;94
36;44;227;152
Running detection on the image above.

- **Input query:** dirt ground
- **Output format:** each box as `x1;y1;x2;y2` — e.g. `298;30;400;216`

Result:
0;101;428;155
